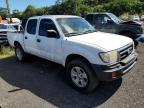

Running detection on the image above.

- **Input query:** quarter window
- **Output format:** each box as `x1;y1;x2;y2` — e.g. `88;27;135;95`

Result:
27;19;37;35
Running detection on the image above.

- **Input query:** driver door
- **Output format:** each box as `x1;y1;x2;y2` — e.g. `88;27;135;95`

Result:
36;18;62;63
94;14;116;33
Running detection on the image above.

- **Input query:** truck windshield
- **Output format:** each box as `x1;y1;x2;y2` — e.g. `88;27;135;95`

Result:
57;18;96;37
108;13;122;23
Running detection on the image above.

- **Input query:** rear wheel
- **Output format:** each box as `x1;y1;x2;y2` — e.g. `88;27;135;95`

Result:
15;45;27;62
66;59;99;93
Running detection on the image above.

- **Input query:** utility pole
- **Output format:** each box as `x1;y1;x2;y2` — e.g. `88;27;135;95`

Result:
6;0;12;23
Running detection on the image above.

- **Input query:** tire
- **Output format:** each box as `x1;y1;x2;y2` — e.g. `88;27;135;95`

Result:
66;59;99;93
133;40;138;49
15;45;27;62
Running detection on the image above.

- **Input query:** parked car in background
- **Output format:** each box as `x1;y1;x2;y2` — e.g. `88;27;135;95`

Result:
8;15;137;93
0;23;16;45
85;12;144;47
9;23;23;31
132;15;140;21
141;15;144;21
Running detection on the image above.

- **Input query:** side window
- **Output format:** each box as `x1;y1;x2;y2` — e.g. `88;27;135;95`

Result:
94;15;103;24
102;15;111;24
85;14;93;24
39;19;58;37
27;19;37;35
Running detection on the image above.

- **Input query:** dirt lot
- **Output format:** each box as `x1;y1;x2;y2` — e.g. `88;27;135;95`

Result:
0;44;144;108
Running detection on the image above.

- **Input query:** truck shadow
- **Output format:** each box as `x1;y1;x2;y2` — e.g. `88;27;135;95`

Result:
0;56;122;108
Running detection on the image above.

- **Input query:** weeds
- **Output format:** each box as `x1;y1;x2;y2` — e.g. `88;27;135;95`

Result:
0;45;14;58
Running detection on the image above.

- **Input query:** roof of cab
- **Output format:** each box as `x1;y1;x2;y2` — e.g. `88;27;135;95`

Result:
29;15;80;19
87;12;111;15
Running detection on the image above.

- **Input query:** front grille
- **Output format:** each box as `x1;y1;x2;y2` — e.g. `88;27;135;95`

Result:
119;44;133;60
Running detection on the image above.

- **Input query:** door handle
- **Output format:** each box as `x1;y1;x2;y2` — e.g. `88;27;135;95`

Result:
37;39;41;43
25;37;28;39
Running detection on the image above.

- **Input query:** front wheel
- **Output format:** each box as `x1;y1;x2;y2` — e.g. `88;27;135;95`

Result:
66;59;99;93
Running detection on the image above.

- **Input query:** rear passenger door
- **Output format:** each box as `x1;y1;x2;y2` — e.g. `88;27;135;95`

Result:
37;18;62;63
24;19;39;55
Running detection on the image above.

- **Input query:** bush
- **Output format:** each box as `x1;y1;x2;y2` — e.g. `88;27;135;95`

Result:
93;0;144;17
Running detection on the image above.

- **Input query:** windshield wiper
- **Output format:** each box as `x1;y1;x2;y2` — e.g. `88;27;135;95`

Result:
65;32;81;37
83;30;96;34
65;30;96;37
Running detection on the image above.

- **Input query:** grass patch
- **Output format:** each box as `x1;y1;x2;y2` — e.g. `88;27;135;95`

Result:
0;45;14;59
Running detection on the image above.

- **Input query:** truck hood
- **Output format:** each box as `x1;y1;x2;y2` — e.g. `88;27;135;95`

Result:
121;21;144;33
120;21;143;26
66;32;133;51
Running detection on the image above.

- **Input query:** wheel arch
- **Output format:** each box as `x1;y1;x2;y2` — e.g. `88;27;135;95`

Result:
14;41;21;47
65;54;92;69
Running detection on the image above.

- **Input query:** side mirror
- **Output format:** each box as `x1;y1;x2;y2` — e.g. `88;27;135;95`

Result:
47;30;59;38
107;19;114;24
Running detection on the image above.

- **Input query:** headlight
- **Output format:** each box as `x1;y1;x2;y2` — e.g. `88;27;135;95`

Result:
99;50;119;63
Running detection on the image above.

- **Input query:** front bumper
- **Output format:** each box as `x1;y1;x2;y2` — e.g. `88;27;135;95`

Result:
91;52;137;81
136;34;144;42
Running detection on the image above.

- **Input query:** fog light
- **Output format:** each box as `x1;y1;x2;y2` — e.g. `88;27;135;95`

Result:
112;72;120;78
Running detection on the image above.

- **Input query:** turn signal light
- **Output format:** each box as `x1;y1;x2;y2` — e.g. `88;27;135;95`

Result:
112;72;120;78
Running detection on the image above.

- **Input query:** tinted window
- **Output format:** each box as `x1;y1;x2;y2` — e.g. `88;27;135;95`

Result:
13;25;18;30
27;19;37;35
94;15;103;24
85;14;93;24
39;19;58;36
22;18;28;30
94;15;111;24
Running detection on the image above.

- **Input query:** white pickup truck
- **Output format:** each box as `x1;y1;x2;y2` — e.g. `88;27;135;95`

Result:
8;15;137;93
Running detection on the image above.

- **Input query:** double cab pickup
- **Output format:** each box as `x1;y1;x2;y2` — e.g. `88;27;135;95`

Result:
8;15;137;93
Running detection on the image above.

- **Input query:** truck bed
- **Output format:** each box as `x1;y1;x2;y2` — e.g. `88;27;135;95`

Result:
7;32;24;47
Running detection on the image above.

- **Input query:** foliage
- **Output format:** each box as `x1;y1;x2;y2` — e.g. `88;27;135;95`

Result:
12;9;22;19
0;46;14;58
1;0;144;19
0;7;7;19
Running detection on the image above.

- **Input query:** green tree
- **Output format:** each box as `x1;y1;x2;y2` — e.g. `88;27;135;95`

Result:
22;5;37;18
12;9;22;19
0;7;7;19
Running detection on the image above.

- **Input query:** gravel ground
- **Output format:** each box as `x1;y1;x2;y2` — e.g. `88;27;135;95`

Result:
0;44;144;108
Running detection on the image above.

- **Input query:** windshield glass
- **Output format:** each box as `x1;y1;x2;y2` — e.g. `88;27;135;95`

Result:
108;13;122;23
57;18;96;37
9;25;17;30
0;24;7;29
